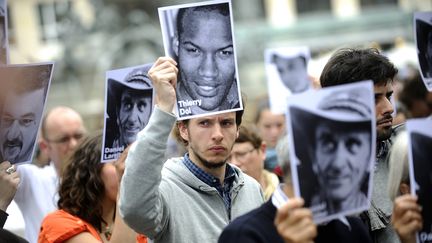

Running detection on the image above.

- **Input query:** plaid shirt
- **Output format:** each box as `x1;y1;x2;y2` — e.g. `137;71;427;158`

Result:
182;153;236;219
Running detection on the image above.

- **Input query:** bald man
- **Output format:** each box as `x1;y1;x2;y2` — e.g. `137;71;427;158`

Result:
14;106;86;243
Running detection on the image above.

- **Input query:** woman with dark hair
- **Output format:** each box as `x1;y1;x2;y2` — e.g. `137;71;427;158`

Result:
38;134;146;243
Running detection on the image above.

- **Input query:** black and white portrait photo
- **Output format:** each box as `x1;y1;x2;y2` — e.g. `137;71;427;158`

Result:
102;64;154;162
0;63;53;164
415;11;432;91
407;119;432;243
158;0;242;119
265;47;311;113
286;81;376;223
0;0;8;64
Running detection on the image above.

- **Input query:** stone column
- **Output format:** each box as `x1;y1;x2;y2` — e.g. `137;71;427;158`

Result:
264;0;297;28
331;0;360;18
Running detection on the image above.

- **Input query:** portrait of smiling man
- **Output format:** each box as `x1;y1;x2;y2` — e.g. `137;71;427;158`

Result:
159;1;241;118
311;114;371;213
0;64;52;164
288;83;375;222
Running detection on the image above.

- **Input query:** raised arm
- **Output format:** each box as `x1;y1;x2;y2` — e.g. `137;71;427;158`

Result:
119;57;178;238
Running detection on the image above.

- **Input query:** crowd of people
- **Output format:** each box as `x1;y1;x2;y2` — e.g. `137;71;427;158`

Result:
0;2;431;243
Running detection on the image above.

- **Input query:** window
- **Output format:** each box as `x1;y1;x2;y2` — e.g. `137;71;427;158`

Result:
296;0;331;14
233;0;266;21
360;0;397;8
37;1;72;42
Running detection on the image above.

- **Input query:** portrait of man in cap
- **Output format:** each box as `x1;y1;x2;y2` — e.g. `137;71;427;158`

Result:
0;64;52;164
158;0;242;119
102;64;154;161
288;82;375;222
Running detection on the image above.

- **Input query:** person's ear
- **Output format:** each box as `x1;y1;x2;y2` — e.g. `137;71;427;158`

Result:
259;142;267;161
399;182;410;195
173;35;179;57
39;137;49;153
178;122;189;142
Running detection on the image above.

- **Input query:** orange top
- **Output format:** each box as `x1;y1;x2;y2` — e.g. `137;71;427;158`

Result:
137;234;148;243
39;210;101;243
39;209;148;243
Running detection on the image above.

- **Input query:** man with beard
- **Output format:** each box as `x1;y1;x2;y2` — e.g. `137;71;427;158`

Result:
119;57;263;243
172;3;240;117
0;65;50;164
320;48;402;243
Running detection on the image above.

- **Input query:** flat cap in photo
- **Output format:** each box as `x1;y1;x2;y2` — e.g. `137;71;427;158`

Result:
317;87;372;121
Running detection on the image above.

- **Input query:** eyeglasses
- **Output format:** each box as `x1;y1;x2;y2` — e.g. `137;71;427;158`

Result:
229;148;256;161
1;116;36;127
46;133;85;144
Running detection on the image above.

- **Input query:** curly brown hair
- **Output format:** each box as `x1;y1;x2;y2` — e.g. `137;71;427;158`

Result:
57;133;107;232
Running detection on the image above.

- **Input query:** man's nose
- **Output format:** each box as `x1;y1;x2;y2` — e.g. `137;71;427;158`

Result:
68;137;79;150
378;96;394;116
211;124;224;141
128;105;140;123
7;120;21;140
333;143;348;168
199;54;218;78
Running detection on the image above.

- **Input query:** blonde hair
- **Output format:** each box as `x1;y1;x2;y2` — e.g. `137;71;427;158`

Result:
388;131;409;201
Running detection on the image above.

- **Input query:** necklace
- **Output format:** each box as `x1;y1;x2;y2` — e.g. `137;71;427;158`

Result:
102;204;116;241
102;223;112;241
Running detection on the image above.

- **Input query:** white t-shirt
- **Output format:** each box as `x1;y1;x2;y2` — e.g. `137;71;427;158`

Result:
14;163;59;243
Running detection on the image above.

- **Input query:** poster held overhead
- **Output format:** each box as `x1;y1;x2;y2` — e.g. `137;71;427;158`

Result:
102;63;154;162
264;46;311;114
158;0;243;120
